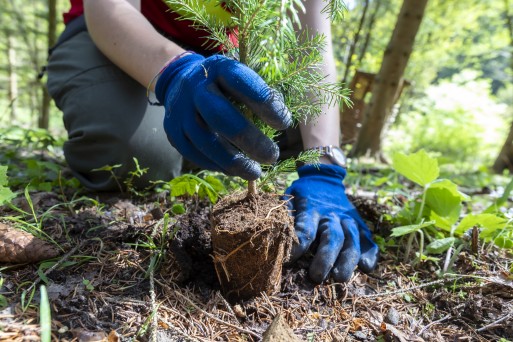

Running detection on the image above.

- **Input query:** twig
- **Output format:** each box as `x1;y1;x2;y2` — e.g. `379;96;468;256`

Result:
28;241;83;294
360;276;457;299
476;311;513;332
217;291;237;318
418;313;452;336
172;289;262;339
159;318;201;342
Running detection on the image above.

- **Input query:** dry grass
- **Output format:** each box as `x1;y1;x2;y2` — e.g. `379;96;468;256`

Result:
0;192;512;341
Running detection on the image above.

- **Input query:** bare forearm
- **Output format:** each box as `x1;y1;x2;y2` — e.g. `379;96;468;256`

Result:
298;0;340;150
83;0;185;90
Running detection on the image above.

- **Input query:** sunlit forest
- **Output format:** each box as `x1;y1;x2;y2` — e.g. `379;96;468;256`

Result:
0;0;512;341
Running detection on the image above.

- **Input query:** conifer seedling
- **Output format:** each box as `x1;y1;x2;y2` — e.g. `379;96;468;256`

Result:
166;0;350;301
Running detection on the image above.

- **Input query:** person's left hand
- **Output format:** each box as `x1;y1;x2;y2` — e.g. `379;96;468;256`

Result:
284;164;379;283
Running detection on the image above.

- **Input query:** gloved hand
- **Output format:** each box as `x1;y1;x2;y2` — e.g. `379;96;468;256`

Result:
285;164;379;283
155;53;292;180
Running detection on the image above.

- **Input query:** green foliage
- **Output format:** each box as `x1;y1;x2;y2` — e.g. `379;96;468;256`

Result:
0;166;16;205
386;72;508;171
20;283;36;313
390;150;512;262
391;150;438;187
0;127;80;192
165;0;349;186
92;158;150;196
82;279;95;291
164;173;227;204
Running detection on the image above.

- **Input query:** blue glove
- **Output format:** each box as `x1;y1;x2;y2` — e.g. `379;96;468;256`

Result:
155;53;292;180
285;164;379;283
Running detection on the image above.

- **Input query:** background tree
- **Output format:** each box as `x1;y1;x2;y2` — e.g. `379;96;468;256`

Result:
0;0;65;130
351;0;429;158
493;0;513;173
340;0;369;87
39;0;58;129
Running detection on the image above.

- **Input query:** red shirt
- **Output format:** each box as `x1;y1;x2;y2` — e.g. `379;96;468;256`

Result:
63;0;236;53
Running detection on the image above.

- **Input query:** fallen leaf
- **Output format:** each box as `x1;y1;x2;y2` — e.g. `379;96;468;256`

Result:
0;222;60;263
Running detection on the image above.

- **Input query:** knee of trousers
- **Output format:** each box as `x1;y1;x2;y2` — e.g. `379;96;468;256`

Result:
47;32;182;191
60;84;183;191
51;77;181;190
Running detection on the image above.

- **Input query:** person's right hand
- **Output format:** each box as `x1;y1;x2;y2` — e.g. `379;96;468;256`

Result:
155;53;292;180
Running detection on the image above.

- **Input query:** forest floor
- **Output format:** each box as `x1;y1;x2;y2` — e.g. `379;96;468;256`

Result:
0;147;512;342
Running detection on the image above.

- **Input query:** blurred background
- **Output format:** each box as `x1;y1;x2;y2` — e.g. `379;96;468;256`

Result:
0;0;511;174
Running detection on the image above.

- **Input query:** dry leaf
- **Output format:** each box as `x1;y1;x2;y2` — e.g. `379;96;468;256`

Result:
262;312;302;342
107;330;120;342
0;222;60;263
71;328;108;342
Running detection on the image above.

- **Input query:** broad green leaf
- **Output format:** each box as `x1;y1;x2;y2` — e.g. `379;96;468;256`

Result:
198;184;218;204
204;175;225;193
392;150;439;187
454;214;508;236
425;184;462;229
391;220;436;237
426;237;457;254
481;223;510;240
430;210;459;231
0;188;15;205
169;175;199;197
429;179;469;201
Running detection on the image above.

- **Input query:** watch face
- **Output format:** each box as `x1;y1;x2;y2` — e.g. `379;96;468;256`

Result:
330;147;347;167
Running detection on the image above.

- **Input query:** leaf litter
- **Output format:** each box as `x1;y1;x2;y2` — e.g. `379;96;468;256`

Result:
0;185;512;341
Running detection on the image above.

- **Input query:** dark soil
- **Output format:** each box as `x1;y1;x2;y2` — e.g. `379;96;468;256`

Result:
0;187;512;341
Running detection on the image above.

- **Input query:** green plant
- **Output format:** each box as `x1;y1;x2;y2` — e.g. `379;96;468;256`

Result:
19;281;36;313
0;277;8;309
39;285;52;342
125;158;149;196
0;165;15;205
389;150;512;266
164;172;227;204
130;213;178;277
166;0;349;196
92;157;149;195
82;279;95;291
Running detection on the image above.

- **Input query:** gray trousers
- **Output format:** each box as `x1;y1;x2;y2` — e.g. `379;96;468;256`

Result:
47;31;183;191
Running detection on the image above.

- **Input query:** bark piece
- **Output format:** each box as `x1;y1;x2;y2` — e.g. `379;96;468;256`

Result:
262;313;302;342
0;222;60;263
211;191;294;302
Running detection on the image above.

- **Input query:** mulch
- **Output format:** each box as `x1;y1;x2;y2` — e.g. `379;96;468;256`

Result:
0;188;512;341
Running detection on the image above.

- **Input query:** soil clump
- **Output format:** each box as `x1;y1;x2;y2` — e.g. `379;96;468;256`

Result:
211;191;295;301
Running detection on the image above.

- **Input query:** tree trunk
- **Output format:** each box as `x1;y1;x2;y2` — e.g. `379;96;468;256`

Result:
39;0;57;129
492;0;513;173
493;120;513;173
341;0;369;87
7;35;18;121
351;0;429;158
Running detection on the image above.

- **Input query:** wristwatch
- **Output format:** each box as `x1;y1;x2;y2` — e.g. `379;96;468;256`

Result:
308;145;347;168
